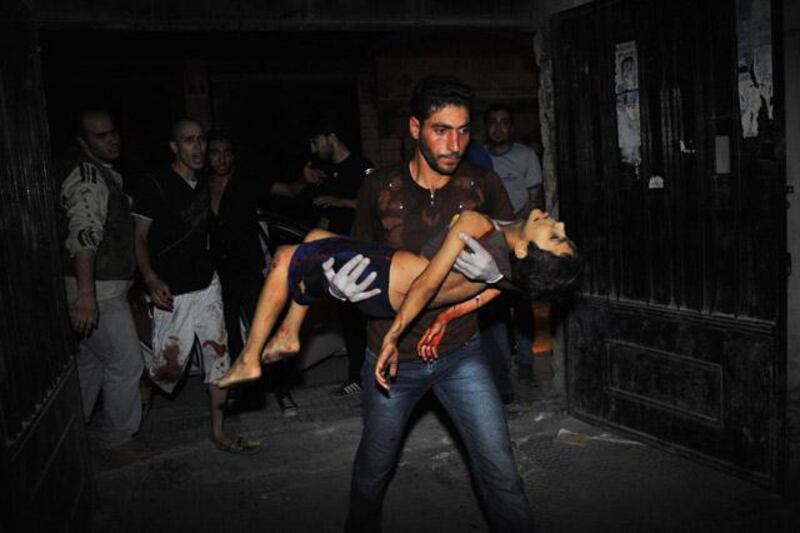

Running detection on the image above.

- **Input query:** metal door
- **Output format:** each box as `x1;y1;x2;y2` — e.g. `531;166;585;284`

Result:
0;2;92;530
553;0;786;488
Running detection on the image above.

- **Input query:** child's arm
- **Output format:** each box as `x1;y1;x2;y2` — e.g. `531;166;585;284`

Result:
416;288;502;361
375;211;494;390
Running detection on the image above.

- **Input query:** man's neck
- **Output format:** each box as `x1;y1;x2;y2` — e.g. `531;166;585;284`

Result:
211;171;232;182
409;153;451;190
82;148;113;167
332;145;351;165
487;142;513;156
171;160;196;182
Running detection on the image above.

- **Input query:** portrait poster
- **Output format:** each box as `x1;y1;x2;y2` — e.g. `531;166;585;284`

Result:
615;40;642;166
736;0;773;138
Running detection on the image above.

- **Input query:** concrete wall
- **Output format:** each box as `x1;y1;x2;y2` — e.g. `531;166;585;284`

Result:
784;0;800;397
530;0;595;216
529;0;595;392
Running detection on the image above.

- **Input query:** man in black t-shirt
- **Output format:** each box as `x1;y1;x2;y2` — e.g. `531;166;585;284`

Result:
305;118;375;396
207;132;270;362
132;118;259;455
207;131;298;413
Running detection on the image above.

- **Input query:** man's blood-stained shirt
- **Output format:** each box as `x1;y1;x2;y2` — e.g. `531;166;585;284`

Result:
352;161;513;360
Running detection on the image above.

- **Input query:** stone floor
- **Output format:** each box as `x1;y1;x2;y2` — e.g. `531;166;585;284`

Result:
89;360;799;533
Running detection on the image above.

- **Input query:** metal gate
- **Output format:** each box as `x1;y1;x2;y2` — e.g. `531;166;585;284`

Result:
0;2;92;530
554;0;786;488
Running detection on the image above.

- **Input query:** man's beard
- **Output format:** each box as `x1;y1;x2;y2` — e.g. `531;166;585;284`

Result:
418;137;461;176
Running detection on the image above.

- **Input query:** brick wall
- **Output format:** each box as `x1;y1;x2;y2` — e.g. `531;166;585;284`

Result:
357;35;541;168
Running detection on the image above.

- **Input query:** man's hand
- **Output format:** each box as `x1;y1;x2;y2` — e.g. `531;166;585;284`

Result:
454;233;503;283
375;340;399;391
146;275;174;311
322;255;381;303
302;162;327;185
70;293;98;336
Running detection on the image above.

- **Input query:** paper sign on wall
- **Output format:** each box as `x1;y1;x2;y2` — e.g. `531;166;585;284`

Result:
615;40;642;166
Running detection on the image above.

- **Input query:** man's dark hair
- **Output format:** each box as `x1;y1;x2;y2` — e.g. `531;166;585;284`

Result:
511;241;582;301
76;109;113;141
410;75;474;122
306;113;342;139
206;130;235;150
484;103;515;125
171;117;202;142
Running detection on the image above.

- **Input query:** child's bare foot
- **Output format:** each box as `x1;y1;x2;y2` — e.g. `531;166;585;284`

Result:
261;330;301;364
215;356;261;388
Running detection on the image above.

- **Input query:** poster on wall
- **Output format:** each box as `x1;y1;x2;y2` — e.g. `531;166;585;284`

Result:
736;0;773;138
615;40;642;167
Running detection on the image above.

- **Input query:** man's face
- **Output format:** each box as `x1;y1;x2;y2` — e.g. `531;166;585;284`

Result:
309;134;334;161
171;122;207;171
208;139;234;177
410;104;470;176
486;109;513;147
79;113;121;162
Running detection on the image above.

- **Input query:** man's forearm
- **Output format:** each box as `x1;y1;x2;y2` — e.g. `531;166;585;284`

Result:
73;249;96;297
134;235;159;283
272;179;308;198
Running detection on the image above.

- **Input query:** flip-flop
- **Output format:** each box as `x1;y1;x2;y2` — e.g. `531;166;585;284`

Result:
215;436;262;456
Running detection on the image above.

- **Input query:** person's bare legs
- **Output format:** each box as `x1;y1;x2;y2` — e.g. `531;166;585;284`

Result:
214;244;297;388
259;228;337;364
215;228;339;388
208;382;230;444
262;301;309;363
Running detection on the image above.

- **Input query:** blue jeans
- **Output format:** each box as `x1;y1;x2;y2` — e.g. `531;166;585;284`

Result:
344;334;534;533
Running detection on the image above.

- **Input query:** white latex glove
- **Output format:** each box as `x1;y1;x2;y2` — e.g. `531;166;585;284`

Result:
454;233;503;284
322;255;382;303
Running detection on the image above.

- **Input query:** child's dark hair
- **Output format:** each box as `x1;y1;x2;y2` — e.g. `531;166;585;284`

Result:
511;241;582;301
410;75;474;122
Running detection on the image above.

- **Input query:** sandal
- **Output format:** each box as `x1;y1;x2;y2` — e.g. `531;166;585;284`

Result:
215;435;262;456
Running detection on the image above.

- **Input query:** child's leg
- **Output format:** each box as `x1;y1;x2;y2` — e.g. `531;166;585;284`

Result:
215;229;339;387
214;243;298;388
261;301;309;363
303;227;337;243
258;228;339;362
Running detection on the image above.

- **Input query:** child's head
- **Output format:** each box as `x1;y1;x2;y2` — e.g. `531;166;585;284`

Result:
510;209;582;299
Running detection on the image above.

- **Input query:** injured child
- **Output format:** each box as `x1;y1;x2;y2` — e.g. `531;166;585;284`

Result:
214;208;580;390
